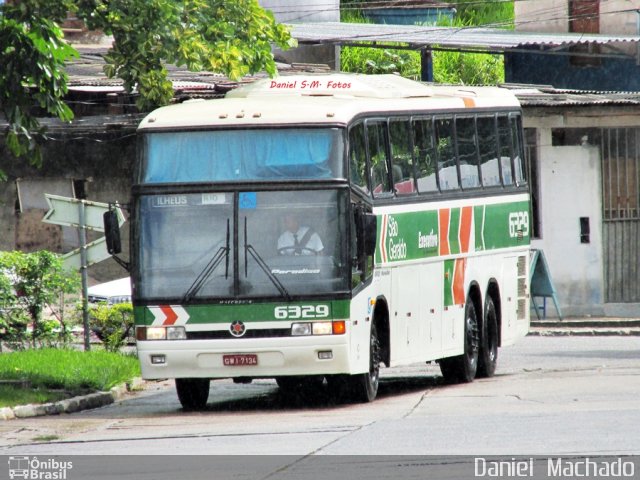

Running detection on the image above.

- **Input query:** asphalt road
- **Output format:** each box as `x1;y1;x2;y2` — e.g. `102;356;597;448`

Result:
0;335;638;460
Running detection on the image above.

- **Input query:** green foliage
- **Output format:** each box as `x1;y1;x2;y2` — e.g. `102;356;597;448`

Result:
0;309;30;351
87;302;133;352
342;47;421;78
0;348;140;391
74;0;295;111
0;385;68;408
340;1;513;85
0;250;79;348
432;49;505;85
340;10;421;79
0;1;77;170
431;3;513;85
0;0;295;164
450;0;514;28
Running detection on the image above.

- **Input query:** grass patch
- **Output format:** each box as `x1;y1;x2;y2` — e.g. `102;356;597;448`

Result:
0;385;68;408
0;348;140;392
32;435;60;442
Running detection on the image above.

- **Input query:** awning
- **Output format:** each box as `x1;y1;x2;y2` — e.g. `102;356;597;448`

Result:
289;22;640;53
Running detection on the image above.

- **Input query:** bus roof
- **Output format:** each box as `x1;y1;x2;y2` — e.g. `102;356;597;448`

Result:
139;74;521;130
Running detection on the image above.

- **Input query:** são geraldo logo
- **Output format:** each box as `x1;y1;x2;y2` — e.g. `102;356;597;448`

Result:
8;456;73;479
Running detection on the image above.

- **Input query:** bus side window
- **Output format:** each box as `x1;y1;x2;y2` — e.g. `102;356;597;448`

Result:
456;116;480;189
366;121;392;197
510;114;527;185
498;114;514;186
348;123;370;194
413;117;438;193
478;115;501;187
389;119;416;194
435;117;459;191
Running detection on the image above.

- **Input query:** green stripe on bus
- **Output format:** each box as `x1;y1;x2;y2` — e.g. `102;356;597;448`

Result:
376;200;530;264
443;259;455;307
134;299;351;326
474;205;485;251
478;201;530;250
448;207;460;255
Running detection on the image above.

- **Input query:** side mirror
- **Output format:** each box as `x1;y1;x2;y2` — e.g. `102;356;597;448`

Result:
103;210;122;255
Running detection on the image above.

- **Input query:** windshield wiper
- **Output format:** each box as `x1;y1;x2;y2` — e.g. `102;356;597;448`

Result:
182;219;230;303
243;217;291;301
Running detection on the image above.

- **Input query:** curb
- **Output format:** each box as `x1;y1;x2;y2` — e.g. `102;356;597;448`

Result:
0;377;145;421
529;328;640;336
529;318;640;337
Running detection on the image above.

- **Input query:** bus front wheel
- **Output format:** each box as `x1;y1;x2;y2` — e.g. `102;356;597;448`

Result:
328;322;381;403
175;378;210;410
439;296;479;383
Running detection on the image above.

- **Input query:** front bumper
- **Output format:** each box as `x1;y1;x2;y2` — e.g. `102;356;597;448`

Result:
136;335;353;379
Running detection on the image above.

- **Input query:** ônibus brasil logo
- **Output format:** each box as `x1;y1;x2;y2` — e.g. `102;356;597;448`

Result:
8;456;73;480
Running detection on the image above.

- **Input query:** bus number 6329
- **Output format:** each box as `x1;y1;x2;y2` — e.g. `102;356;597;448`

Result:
274;305;330;319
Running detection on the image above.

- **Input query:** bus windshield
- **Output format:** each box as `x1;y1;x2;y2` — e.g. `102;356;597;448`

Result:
136;189;350;300
140;128;345;183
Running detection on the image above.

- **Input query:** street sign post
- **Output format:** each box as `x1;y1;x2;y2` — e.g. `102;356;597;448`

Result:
43;194;125;231
43;194;126;350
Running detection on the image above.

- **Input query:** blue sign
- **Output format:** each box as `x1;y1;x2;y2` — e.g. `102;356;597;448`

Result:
239;192;257;209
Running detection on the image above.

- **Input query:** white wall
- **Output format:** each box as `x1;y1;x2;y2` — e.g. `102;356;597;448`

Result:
516;0;640;33
515;0;568;32
531;142;604;316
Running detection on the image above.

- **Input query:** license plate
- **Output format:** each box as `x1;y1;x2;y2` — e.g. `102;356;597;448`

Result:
223;354;258;366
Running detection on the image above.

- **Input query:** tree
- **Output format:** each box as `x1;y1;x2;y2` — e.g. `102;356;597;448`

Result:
0;1;77;173
87;302;133;352
0;0;295;167
0;250;80;347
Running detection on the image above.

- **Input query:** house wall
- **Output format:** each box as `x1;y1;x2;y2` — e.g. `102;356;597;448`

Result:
532;139;604;316
524;106;640;316
505;52;640;91
0;126;136;284
515;0;640;34
515;0;568;32
510;0;640;90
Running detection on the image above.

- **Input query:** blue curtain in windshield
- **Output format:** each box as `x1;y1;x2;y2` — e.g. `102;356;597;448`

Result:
143;129;342;183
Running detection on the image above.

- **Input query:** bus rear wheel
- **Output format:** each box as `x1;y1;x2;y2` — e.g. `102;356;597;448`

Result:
478;297;498;378
439;296;479;383
328;322;381;403
175;378;210;410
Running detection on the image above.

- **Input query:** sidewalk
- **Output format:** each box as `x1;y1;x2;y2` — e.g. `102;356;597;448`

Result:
529;317;640;336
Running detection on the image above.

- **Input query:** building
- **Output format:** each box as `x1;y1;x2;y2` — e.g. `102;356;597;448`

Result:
3;3;640;316
508;0;640;90
518;86;640;317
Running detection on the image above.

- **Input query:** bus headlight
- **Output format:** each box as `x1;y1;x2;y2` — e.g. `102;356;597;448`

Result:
291;321;346;336
137;326;187;341
291;323;312;336
312;322;333;335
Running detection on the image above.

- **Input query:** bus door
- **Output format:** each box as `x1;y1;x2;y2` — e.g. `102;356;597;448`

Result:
391;266;423;362
419;262;443;360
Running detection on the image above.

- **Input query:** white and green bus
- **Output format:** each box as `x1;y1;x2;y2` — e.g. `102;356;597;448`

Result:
105;74;530;409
